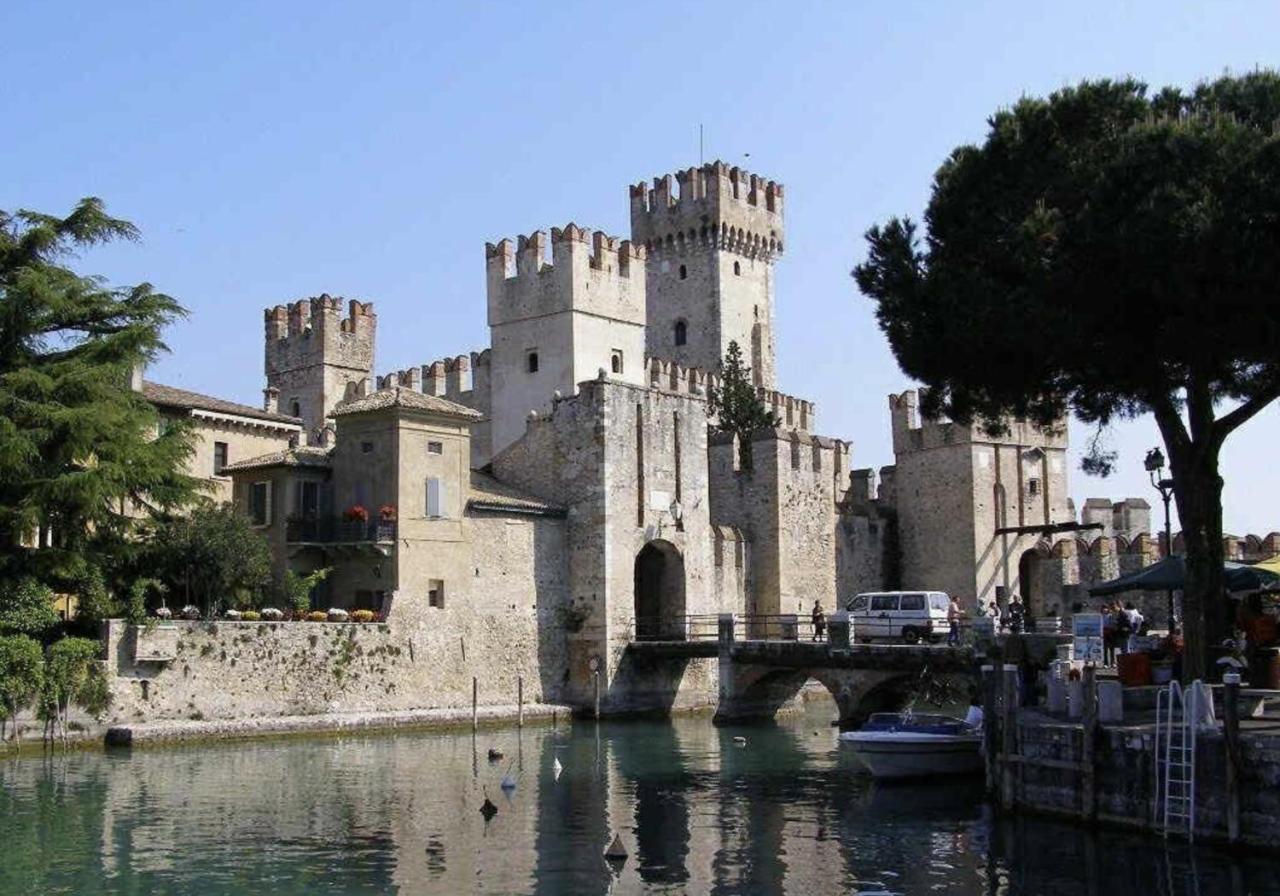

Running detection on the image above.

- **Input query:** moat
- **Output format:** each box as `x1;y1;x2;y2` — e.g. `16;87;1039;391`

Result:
1;704;1276;895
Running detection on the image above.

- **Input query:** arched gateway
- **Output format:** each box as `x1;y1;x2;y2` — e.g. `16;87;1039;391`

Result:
634;540;686;640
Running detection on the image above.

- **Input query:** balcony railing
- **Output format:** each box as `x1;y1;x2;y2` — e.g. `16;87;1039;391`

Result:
286;517;397;544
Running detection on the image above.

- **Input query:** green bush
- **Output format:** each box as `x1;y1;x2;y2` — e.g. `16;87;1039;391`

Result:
0;635;45;742
43;637;110;742
0;580;60;639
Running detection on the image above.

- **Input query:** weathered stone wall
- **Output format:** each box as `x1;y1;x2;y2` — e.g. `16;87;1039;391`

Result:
835;510;888;604
1015;717;1280;849
105;506;569;724
177;411;298;505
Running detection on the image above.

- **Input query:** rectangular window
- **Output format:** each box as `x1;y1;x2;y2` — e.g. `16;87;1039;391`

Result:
361;441;374;454
1028;478;1041;497
213;441;228;475
297;480;319;517
249;481;272;526
427;440;443;455
899;594;926;611
426;477;445;518
870;595;899;612
527;351;539;373
428;579;445;609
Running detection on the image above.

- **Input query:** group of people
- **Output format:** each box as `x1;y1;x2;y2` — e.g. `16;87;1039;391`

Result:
1101;600;1145;665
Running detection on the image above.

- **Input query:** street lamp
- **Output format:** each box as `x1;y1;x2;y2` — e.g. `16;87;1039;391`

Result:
1145;447;1177;629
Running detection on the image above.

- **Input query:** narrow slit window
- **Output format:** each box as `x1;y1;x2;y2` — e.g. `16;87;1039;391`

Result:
527;351;539;373
674;320;687;346
678;264;687;280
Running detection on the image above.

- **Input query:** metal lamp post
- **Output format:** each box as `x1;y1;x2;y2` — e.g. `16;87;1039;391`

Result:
1145;447;1177;629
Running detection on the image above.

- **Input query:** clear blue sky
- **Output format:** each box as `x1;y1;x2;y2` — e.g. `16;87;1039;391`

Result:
4;1;1278;535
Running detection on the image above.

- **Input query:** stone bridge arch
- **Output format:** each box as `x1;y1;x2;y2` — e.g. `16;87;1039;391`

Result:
713;663;919;729
712;640;976;729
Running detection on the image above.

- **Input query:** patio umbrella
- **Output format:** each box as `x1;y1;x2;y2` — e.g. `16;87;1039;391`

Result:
1088;555;1280;596
1252;555;1280;576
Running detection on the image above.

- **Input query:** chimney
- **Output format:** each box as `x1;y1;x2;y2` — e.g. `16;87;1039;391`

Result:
263;386;280;414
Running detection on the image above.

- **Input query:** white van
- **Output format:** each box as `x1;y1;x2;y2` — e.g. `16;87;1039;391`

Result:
844;591;952;644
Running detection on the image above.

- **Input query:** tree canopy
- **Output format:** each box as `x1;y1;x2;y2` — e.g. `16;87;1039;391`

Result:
709;340;777;469
854;73;1280;679
148;504;273;616
0;199;200;589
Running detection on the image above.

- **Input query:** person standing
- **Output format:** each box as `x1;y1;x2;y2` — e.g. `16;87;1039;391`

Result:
1123;602;1144;654
811;600;826;642
947;596;962;646
1008;595;1025;635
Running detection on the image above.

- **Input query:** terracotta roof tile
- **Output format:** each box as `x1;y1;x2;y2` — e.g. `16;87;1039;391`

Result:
331;387;483;420
143;381;302;426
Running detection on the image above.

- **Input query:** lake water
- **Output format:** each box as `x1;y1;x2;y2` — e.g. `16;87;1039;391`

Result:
1;703;1276;895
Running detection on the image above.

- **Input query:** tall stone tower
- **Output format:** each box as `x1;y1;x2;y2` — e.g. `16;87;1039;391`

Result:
630;162;783;389
886;390;1070;610
485;225;646;457
264;295;376;443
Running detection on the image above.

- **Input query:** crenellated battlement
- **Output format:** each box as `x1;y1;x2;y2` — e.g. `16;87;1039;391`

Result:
889;389;1066;454
264;295;375;343
486;225;645;328
629;161;784;259
645;357;814;431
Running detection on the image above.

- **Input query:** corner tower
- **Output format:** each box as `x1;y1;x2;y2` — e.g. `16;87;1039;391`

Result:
630;162;783;388
486;225;646;457
264;295;376;443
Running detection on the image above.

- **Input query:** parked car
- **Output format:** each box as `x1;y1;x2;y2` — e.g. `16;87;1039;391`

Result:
844;591;952;644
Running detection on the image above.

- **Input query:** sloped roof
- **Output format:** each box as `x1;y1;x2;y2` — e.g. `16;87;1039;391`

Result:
223;446;332;473
330;387;483;420
468;470;564;515
143;381;302;426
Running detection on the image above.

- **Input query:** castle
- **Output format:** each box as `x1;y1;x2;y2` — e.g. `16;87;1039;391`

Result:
117;161;1277;720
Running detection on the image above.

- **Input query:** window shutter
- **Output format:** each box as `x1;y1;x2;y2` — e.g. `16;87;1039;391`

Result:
426;477;444;518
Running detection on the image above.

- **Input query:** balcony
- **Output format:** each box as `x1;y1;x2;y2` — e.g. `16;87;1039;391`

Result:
286;517;397;549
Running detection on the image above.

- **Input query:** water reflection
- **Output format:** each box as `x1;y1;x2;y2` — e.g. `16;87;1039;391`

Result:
0;706;1276;895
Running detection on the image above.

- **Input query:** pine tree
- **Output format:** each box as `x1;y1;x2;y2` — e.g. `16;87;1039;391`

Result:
0;198;200;590
709;340;777;469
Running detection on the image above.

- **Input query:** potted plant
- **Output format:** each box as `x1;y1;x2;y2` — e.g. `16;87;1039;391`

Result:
379;504;397;522
344;504;369;523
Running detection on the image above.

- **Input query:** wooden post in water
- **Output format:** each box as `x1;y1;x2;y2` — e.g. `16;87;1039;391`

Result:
1224;672;1242;844
594;671;601;720
1000;664;1018;810
518;676;524;728
472;676;478;732
1080;665;1098;822
981;664;999;795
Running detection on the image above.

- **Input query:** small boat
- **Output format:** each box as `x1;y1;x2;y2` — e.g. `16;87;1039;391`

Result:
839;712;981;780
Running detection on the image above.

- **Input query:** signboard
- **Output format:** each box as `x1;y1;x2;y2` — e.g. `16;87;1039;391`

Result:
1072;613;1104;663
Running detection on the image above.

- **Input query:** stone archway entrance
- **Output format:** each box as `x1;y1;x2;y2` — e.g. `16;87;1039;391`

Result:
634;540;686;641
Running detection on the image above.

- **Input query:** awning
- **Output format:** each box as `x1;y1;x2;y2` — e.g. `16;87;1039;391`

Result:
1088;555;1279;596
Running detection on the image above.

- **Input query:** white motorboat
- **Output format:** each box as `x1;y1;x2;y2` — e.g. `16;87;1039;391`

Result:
839;712;982;780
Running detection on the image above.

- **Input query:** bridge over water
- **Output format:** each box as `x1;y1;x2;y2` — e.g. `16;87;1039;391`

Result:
620;613;977;727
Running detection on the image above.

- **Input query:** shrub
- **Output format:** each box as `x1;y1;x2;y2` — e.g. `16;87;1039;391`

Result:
180;605;200;620
44;637;110;742
350;609;375;624
260;607;284;621
306;611;328;622
327;608;350;622
154;606;173;620
0;635;45;741
224;609;242;620
240;611;261;622
0;580;60;639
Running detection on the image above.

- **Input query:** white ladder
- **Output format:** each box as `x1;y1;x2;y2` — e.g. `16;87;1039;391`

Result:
1155;679;1199;839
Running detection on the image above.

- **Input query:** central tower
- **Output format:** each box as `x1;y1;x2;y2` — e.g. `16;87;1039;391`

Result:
630;162;783;388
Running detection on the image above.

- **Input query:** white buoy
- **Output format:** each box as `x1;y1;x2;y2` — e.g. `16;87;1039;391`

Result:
733;736;747;747
553;757;563;780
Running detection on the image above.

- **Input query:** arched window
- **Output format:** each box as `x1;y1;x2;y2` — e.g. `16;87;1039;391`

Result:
289;398;301;418
733;260;741;276
674;320;687;346
611;351;623;374
678;264;687;280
